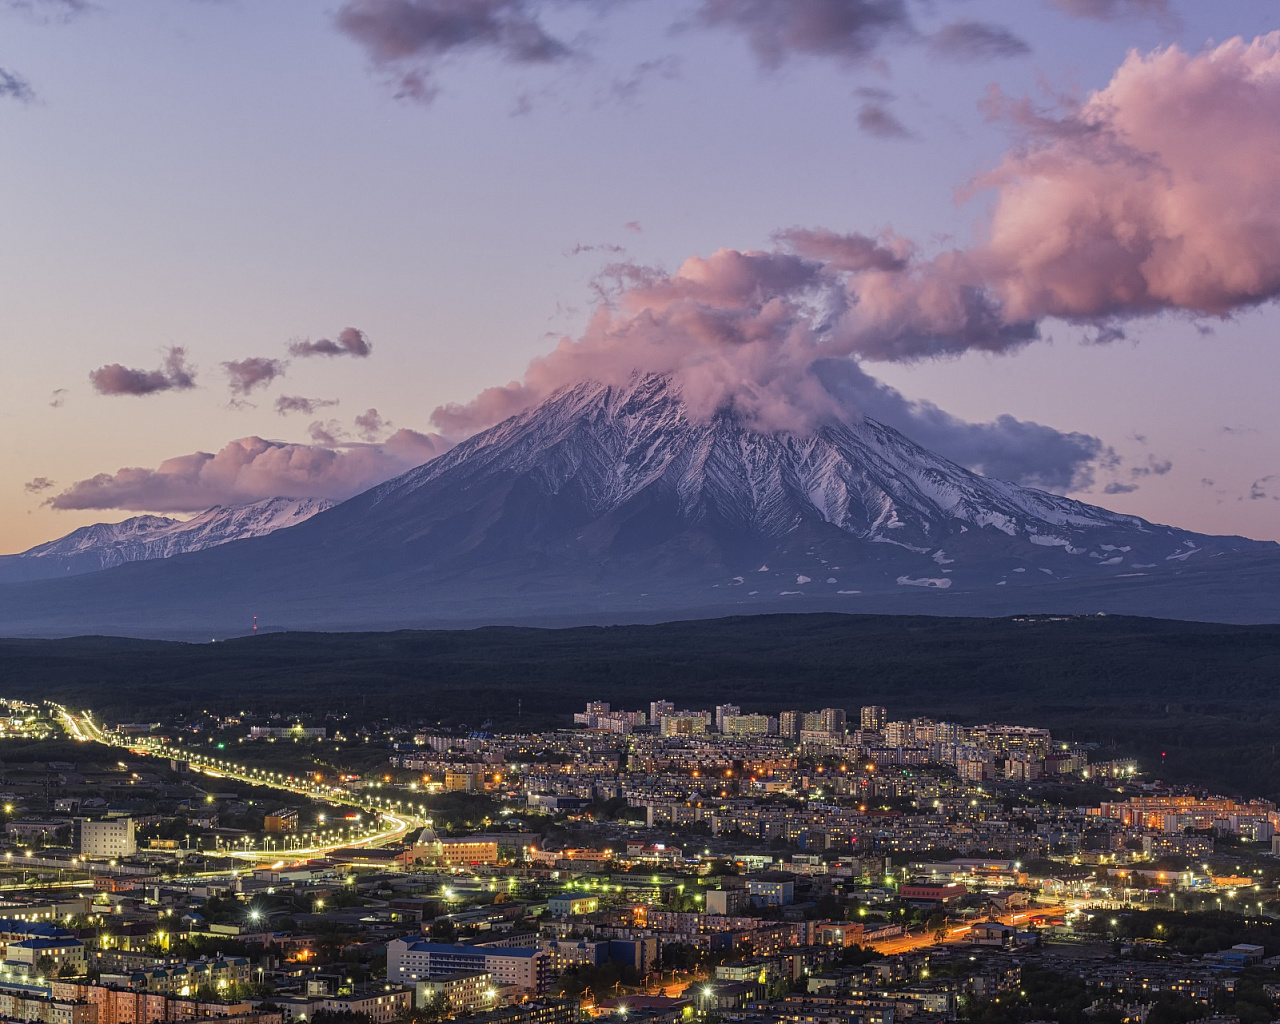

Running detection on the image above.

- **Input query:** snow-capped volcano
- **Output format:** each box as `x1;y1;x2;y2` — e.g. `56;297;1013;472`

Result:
357;373;1238;571
0;374;1274;637
0;496;334;583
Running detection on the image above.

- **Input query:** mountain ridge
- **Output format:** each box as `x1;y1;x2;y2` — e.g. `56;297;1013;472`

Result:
0;497;335;583
0;373;1273;637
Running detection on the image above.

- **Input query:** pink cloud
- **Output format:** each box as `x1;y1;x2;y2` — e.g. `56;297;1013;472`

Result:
48;431;450;513
774;227;908;272
847;32;1280;360
430;246;846;435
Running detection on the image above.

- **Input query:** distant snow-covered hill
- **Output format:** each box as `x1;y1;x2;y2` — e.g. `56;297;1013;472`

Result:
0;497;334;583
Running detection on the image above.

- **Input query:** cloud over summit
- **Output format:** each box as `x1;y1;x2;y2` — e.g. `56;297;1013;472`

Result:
425;34;1280;495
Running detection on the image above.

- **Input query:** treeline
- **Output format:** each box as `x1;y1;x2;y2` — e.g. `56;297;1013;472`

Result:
0;613;1278;796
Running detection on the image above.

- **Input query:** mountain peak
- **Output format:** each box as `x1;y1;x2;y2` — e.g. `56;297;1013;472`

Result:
377;371;1161;550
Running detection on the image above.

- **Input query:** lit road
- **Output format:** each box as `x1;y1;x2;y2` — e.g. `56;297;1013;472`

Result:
868;903;1070;955
50;702;423;864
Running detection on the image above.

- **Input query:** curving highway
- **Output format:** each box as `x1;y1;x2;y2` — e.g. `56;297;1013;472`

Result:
50;702;423;863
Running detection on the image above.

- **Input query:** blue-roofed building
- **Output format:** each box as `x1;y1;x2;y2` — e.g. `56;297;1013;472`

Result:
0;920;76;963
4;936;86;977
99;956;250;994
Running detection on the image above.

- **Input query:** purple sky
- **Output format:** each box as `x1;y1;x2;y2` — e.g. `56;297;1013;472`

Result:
2;0;1278;552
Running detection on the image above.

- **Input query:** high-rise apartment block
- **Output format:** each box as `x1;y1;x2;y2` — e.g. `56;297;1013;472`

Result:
821;708;847;737
714;704;741;732
659;711;710;737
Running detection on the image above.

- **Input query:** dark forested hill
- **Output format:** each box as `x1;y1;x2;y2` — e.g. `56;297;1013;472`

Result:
2;612;1278;797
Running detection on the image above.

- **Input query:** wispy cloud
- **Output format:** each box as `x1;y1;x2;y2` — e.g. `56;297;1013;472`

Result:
354;408;391;441
1129;455;1172;479
609;56;680;104
223;356;288;396
694;0;914;70
335;0;582;103
856;98;913;139
0;68;34;103
1249;475;1277;501
1049;0;1169;21
308;420;348;446
928;21;1030;62
288;327;372;358
275;395;339;416
335;0;1035;112
89;347;197;396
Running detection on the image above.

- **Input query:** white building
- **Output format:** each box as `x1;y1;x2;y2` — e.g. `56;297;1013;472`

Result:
74;817;135;860
386;938;546;994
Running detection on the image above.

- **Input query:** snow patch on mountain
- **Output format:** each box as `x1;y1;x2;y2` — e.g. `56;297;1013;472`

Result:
898;576;953;589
